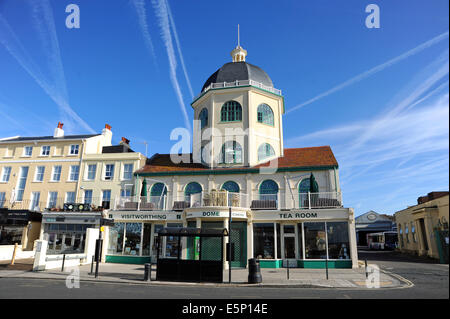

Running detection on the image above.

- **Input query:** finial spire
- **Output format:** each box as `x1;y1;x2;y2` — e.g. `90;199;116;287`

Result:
231;24;247;62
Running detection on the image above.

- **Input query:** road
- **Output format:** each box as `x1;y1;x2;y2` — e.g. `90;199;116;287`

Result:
0;250;447;299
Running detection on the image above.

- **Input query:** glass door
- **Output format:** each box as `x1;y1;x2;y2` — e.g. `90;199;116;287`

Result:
282;225;297;267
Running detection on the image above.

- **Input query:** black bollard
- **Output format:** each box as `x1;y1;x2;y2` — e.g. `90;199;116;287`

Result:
287;260;290;280
248;258;262;284
326;259;329;280
90;255;94;275
61;254;66;272
365;259;368;278
144;263;151;282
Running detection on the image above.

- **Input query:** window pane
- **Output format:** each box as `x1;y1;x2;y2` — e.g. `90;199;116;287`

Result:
253;223;275;259
124;223;142;256
108;222;125;254
327;222;350;259
304;222;327;259
142;224;152;256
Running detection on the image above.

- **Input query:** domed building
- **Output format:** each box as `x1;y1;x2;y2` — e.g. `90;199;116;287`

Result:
105;42;357;271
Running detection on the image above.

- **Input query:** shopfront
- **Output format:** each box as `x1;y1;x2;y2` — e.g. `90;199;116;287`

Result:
41;212;102;255
105;211;182;264
251;208;357;268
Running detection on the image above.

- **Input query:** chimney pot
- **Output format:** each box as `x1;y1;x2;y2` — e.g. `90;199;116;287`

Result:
105;124;112;130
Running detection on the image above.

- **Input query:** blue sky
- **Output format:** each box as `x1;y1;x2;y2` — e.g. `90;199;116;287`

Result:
0;0;448;216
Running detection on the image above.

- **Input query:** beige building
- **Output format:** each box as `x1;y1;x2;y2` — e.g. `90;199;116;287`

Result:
395;192;449;261
0;122;113;211
78;137;146;210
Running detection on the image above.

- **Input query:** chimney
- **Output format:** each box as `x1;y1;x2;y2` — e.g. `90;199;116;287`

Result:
101;123;113;145
53;122;64;138
120;137;130;146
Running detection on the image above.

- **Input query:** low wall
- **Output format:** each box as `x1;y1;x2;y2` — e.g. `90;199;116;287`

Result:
0;245;35;261
44;254;88;270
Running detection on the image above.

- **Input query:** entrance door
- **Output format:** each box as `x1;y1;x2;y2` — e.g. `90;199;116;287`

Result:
282;225;297;267
230;221;247;268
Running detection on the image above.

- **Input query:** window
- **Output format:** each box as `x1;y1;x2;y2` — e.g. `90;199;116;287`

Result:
69;144;79;155
124;223;142;256
398;225;403;247
108;223;125;254
199;108;208;129
150;183;167;196
23;146;33;157
84;190;93;205
253;223;275;259
86;164;97;180
0;192;6;208
123;164;133;180
219;141;242;164
48;192;58;208
1;167;11;182
257;104;274;125
105;164;114;180
259;179;279;201
405;224;409;243
34;166;45;182
69;165;79;181
257;143;275;161
327;222;350;259
221;181;240;193
120;188;132;197
65;192;76;203
184;182;202;202
411;222;416;242
30;192;40;211
52;166;62;182
41;146;50;156
220;101;242;122
15;167;29;201
304;222;327;259
102;190;111;209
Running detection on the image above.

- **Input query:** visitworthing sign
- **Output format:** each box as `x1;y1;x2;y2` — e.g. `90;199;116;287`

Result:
108;212;182;221
252;208;350;221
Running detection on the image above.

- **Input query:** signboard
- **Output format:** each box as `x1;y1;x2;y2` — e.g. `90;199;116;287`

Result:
252;208;350;221
108;211;182;221
186;211;247;219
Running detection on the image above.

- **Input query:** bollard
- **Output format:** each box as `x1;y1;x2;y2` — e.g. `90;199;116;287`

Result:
248;258;262;284
365;259;368;279
326;259;329;280
61;254;66;272
144;263;151;282
10;243;18;265
287;260;290;280
90;255;94;275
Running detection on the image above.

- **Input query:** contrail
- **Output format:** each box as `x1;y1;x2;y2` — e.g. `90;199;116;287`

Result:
152;0;191;132
131;0;158;70
0;7;95;134
165;0;194;99
286;31;449;114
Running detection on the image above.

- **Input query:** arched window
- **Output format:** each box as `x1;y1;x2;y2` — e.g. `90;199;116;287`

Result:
184;182;202;196
221;181;240;193
221;101;242;122
199;108;208;129
257;143;275;161
259;180;278;201
298;178;311;208
150;183;167;196
220;141;242;164
257;104;274;126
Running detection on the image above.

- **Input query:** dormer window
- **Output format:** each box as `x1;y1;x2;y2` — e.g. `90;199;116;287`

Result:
41;145;50;156
69;144;79;155
23;146;33;157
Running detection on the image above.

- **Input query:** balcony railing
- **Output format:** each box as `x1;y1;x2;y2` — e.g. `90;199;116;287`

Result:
109;191;343;212
1;197;108;212
194;79;282;101
295;192;343;209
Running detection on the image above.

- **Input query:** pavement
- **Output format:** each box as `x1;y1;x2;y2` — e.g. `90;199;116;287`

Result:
0;258;410;289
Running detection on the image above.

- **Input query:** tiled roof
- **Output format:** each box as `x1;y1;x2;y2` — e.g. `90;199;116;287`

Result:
135;146;338;175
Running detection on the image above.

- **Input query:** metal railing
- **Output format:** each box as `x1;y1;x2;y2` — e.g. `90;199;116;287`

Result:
294;192;342;209
194;79;282;101
1;197;106;212
114;196;168;211
187;191;249;208
250;193;279;210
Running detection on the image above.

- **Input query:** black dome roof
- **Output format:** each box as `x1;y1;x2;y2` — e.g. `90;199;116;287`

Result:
201;61;273;92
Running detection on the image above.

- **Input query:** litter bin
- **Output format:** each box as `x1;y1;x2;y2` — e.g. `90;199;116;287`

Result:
144;263;151;281
248;258;262;284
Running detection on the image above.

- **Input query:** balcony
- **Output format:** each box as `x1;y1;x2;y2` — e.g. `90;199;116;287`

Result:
0;197;107;212
110;191;343;212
